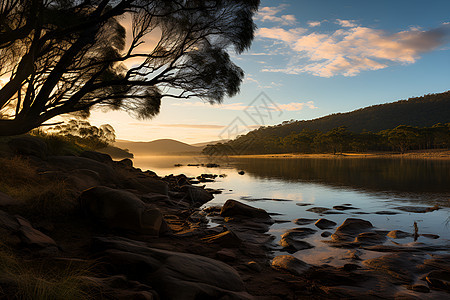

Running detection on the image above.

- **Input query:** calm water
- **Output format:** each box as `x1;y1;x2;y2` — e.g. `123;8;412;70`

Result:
133;155;450;266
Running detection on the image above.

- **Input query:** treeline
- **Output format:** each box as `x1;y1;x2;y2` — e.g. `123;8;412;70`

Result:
203;123;450;155
250;91;450;137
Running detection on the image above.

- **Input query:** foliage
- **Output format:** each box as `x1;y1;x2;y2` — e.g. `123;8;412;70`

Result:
203;123;450;155
0;0;260;135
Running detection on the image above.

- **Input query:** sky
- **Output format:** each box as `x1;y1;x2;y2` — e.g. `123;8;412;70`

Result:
89;0;450;144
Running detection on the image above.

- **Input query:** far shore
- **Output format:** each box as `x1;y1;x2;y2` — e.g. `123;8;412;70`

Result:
229;149;450;160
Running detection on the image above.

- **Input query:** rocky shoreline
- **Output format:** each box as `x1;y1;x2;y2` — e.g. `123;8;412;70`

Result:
0;136;449;299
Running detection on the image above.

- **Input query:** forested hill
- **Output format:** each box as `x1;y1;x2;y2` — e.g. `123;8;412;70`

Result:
260;91;450;136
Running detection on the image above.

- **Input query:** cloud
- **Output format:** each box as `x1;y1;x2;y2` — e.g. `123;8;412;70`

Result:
171;101;248;110
271;101;317;111
308;21;322;27
255;5;297;26
336;19;357;28
257;22;450;77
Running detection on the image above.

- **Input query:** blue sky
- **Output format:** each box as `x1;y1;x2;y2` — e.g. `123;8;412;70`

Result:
90;0;450;143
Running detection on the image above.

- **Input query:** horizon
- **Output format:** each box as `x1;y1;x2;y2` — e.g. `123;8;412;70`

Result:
88;0;450;143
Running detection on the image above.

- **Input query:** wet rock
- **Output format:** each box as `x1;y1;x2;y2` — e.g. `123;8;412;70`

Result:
79;186;168;236
425;270;450;291
283;227;317;238
407;284;430;293
80;150;113;164
394;206;440;213
279;230;315;253
335;218;373;234
272;255;310;276
321;231;332;237
315;218;337;230
354;231;386;245
362;253;425;284
220;200;271;220
93;236;251;300
387;230;413;239
306;207;329;214
8;136;48;159
295;203;312;207
293;218;316;225
202;230;242;248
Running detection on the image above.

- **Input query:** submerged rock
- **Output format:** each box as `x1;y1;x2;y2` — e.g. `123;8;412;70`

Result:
387;230;413;239
394;206;440;213
293;218;317;225
306;207;329;214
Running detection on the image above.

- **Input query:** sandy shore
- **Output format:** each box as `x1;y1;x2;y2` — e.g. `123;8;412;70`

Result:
230;149;450;160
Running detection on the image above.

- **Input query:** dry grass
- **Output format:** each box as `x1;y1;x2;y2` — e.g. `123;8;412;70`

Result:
0;157;76;220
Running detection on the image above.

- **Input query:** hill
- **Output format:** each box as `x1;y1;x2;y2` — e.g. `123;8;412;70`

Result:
257;91;450;137
114;139;203;155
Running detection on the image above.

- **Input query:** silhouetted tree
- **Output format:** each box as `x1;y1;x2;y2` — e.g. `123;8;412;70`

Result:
0;0;260;135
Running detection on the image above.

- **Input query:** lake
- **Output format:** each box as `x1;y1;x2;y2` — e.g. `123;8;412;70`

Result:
132;155;450;266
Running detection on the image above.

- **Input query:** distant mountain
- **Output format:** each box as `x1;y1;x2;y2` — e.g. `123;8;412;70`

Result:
252;91;450;137
114;139;202;155
191;139;230;147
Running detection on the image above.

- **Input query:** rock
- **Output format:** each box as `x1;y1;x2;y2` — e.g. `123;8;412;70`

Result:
306;207;329;214
321;231;332;237
246;261;262;272
82;275;157;299
79;186;168;235
67;169;102;191
425;270;450;291
420;233;439;239
375;211;400;215
180;185;213;207
407;284;430;293
93;236;252;300
272;255;310;276
238;170;245;175
387;230;413;239
279;230;315;253
394;206;440;213
8;136;48;159
80;150;113;164
220;200;271;220
295;203;312;206
333;205;357;211
335;218;373;234
0;210;20;231
283;227;317;238
216;249;237;262
202;230;242;248
344;250;362;261
362;253;425;284
124;176;169;195
15;216;58;254
354;232;386;245
118;158;133;168
315;218;337;230
0;192;17;206
293;218;316;225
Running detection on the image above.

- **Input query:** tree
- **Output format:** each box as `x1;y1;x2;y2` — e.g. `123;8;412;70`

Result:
0;0;260;135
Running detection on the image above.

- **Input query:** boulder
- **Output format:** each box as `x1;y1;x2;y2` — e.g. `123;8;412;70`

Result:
354;231;386;245
0;192;17;206
180;185;213;207
202;230;242;248
8;136;48;159
79;186;168;235
272;255;310;276
118;158;133;168
216;249;237;262
124;176;169;195
92;236;252;300
335;218;373;234
15;216;58;255
315;218;337;230
425;270;450;291
279;230;315;253
0;210;20;231
80;150;113;164
220;200;271;219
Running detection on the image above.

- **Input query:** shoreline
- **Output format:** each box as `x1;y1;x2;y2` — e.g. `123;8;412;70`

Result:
229;149;450;160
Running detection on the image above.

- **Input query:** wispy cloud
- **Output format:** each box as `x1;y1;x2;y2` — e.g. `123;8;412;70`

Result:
308;21;323;27
257;21;450;77
255;5;297;26
275;101;318;111
171;100;317;112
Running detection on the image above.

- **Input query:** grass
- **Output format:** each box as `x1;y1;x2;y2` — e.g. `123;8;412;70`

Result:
0;241;93;299
0;156;76;221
